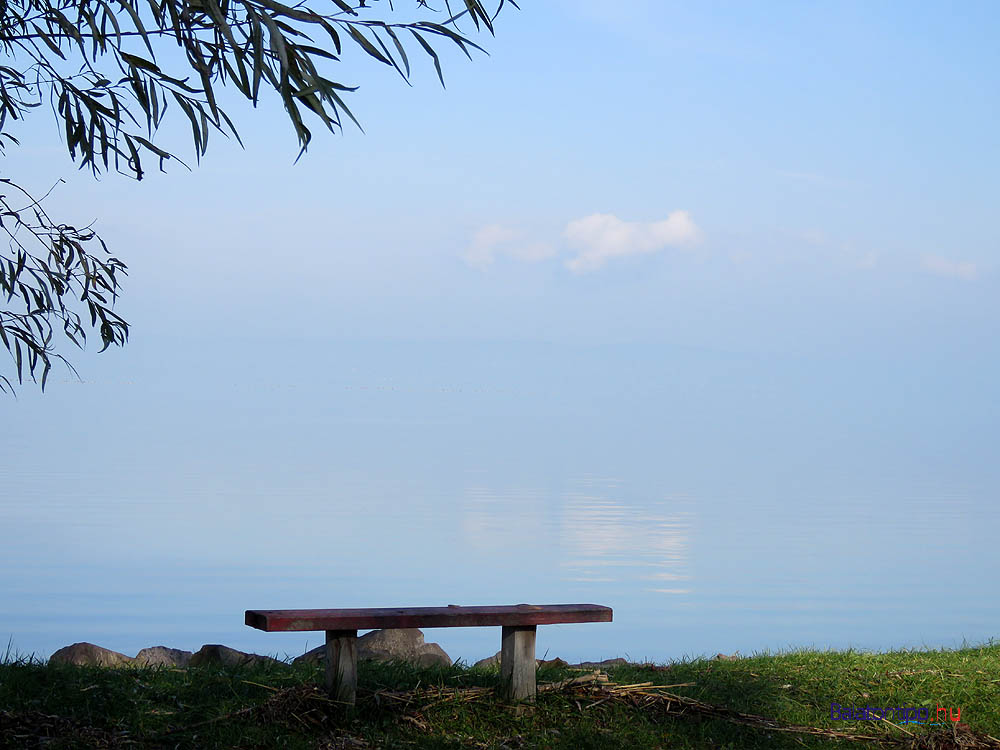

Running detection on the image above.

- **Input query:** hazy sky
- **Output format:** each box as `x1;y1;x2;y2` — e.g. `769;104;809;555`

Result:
3;0;997;366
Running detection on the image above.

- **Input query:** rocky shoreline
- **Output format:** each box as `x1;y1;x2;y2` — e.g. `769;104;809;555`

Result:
47;629;630;671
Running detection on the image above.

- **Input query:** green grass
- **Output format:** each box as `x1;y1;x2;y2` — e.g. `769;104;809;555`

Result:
2;642;999;749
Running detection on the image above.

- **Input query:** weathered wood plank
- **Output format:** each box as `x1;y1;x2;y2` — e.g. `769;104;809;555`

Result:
245;604;612;632
499;625;537;702
325;629;357;705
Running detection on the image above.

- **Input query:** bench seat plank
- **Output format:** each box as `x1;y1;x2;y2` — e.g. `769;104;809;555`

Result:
246;603;612;632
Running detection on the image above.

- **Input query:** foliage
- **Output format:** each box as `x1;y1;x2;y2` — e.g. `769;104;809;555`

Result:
0;0;513;391
0;179;127;394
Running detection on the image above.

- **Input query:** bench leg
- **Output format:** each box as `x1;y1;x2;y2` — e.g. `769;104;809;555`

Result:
500;625;537;702
325;629;358;705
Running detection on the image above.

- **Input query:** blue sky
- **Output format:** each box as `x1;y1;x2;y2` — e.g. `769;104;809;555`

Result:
4;0;997;362
3;2;1000;661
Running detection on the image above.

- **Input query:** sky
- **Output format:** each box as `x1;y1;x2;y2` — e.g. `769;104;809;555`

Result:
2;1;1000;661
3;0;997;359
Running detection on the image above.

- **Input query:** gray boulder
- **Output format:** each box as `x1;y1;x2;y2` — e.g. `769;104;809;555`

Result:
473;651;501;669
472;652;570;669
292;629;451;668
135;646;193;667
539;657;569;668
49;643;135;668
189;644;281;668
291;644;326;665
571;658;628;669
359;629;451;668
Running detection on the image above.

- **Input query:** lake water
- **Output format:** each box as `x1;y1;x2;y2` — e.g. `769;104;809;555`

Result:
3;339;997;664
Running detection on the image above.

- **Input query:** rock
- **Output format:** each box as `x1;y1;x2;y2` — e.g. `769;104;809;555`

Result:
473;651;501;669
292;629;451;668
359;629;451;668
49;643;135;668
474;652;574;669
189;644;281;668
413;644;452;669
538;657;568;669
570;658;628;669
135;646;192;667
292;644;326;665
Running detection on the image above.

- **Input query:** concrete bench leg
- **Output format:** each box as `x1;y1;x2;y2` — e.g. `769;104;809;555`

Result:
500;625;537;702
325;629;358;705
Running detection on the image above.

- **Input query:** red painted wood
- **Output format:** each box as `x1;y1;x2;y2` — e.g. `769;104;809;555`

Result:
245;604;612;632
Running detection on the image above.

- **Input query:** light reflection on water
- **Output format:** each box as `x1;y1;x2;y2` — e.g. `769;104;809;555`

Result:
460;480;693;591
557;491;691;595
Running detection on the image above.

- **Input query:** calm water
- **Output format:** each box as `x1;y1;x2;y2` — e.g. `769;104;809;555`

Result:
3;340;998;663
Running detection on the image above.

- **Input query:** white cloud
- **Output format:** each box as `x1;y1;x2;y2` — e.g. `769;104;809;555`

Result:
463;224;555;269
921;255;978;281
462;224;517;269
563;211;700;272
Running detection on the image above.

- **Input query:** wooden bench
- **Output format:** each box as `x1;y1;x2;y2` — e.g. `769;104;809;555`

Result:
245;603;613;703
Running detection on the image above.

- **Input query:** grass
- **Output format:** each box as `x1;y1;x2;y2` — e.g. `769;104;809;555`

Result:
2;642;1000;749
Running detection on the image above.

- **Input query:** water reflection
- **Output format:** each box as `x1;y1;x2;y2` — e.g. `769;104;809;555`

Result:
558;487;692;595
459;479;694;594
460;486;548;551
